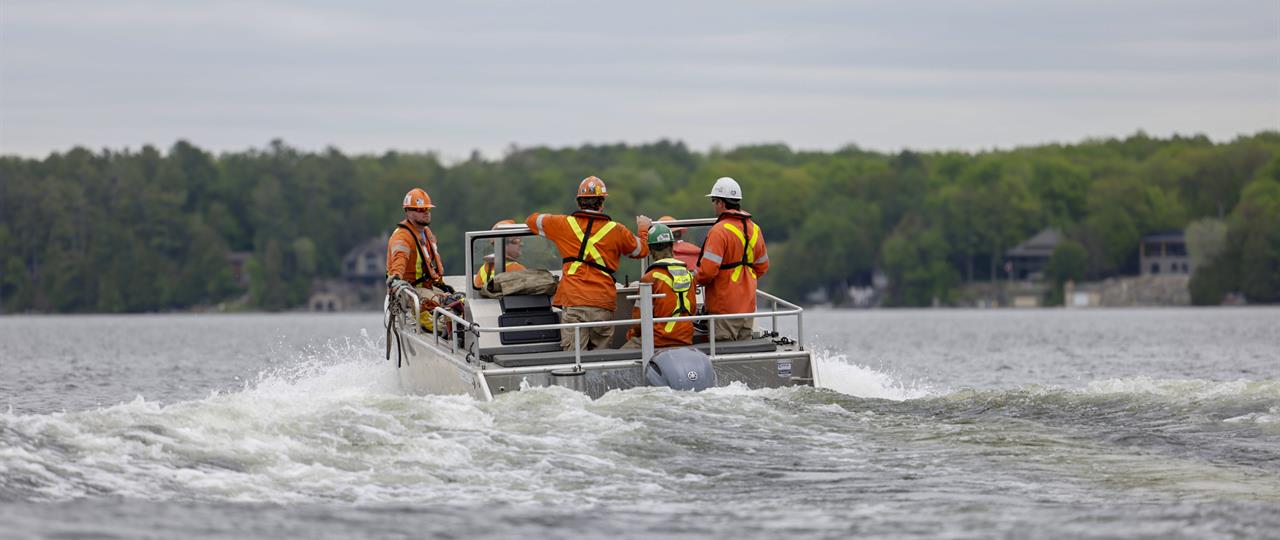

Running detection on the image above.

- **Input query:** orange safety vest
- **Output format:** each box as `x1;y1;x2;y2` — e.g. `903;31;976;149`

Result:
697;211;768;314
526;210;648;311
387;220;444;286
627;258;697;347
474;259;526;289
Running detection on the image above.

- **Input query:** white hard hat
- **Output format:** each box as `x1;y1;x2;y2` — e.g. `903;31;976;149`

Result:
706;177;742;200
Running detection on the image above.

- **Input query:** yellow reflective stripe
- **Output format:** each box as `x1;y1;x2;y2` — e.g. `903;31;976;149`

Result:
723;224;743;282
746;223;761;280
585;222;617;270
723;222;758;282
479;261;515;286
564;217;586;275
650;271;693;332
565;217;617;276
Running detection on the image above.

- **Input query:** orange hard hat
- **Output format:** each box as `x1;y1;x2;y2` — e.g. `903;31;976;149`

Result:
402;188;435;210
492;219;516;229
576;176;608;198
658;215;687;234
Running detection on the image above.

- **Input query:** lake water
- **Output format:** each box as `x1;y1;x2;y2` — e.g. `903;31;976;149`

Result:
2;308;1278;538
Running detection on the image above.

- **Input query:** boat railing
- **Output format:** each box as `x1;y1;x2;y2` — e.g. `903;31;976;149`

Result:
384;217;806;370
408;285;804;371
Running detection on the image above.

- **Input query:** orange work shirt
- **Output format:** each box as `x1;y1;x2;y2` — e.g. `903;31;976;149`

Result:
626;259;697;347
696;210;768;314
526;210;649;311
386;220;445;286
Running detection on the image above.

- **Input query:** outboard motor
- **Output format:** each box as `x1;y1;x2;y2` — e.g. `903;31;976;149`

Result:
645;347;717;391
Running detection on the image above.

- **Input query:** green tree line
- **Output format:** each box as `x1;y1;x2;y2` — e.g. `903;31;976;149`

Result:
1;132;1277;312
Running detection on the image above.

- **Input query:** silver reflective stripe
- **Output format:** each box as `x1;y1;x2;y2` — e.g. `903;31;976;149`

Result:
702;251;723;264
629;238;643;257
755;253;769;264
535;214;547;236
391;245;411;255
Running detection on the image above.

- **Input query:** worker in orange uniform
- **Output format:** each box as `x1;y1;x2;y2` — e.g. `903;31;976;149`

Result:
474;219;527;289
622;223;696;349
696;177;768;342
657;215;702;269
526;176;652;351
386;188;453;330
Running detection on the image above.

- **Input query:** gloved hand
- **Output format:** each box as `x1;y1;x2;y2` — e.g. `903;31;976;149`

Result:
436;281;456;294
387;275;408;290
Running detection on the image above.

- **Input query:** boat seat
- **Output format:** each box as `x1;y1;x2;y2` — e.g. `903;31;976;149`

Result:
488;337;779;368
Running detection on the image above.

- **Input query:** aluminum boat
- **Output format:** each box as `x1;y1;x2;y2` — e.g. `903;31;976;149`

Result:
384;218;818;400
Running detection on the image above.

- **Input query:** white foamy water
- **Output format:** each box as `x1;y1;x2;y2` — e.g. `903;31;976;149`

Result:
2;309;1279;539
812;352;935;400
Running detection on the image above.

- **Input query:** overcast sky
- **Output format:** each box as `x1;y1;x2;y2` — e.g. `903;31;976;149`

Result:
1;0;1277;159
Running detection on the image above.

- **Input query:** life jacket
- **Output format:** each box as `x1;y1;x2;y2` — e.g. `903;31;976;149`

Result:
397;222;444;286
476;260;520;288
647;258;694;332
561;211;619;278
698;212;762;282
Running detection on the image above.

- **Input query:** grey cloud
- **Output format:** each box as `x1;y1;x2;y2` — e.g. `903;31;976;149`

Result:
1;0;1276;157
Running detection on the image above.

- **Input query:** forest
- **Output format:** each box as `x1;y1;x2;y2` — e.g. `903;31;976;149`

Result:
1;131;1277;312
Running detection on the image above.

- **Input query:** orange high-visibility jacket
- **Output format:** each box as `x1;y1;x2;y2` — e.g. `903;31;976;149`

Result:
672;240;701;270
626;258;697;347
386;220;445;286
526;210;649;311
473;259;527;289
696;210;768;314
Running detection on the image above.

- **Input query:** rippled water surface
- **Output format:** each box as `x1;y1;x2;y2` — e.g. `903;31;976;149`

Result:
2;309;1278;539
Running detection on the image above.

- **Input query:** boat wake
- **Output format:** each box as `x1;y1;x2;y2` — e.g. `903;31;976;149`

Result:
811;350;936;400
2;336;1277;506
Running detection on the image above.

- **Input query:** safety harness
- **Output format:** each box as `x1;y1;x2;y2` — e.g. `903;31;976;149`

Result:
697;212;762;282
562;211;618;277
647;258;694;331
396;222;444;286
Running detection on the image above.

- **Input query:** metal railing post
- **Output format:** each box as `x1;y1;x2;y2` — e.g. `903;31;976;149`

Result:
771;298;777;334
639;282;655;362
709;315;717;357
574;326;582;370
797;311;804;350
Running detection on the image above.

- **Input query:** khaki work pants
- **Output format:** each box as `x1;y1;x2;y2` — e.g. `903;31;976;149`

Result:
559;306;614;351
711;317;754;342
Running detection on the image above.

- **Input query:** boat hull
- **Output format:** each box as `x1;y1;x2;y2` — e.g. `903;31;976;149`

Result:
393;331;814;401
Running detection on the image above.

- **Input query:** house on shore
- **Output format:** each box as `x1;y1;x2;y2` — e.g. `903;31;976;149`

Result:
304;236;389;311
1006;228;1062;282
342;237;387;285
1140;232;1190;276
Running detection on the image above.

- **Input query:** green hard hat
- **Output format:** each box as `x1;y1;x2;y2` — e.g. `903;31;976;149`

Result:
648;223;674;245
